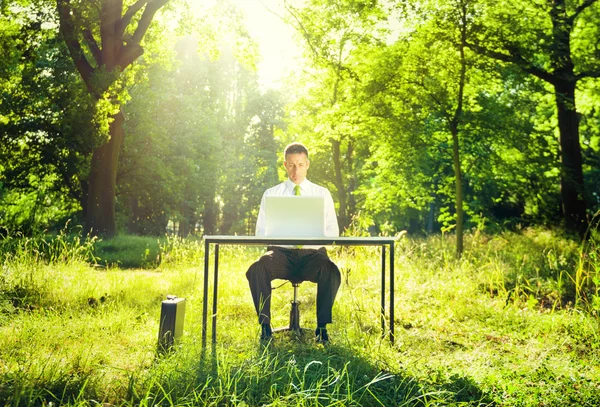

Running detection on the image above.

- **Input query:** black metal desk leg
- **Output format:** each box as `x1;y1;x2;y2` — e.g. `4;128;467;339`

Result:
211;244;220;343
381;245;386;337
202;239;210;346
390;242;395;344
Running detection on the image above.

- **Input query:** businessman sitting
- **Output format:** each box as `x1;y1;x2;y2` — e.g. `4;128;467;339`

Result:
246;142;341;343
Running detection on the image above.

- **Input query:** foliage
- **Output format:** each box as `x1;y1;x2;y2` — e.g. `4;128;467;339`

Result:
283;0;600;237
1;0;600;252
0;2;95;233
284;0;388;230
119;34;283;236
0;222;96;267
0;1;285;237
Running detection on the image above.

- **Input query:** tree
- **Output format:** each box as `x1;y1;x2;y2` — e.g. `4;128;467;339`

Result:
217;58;282;236
118;31;280;236
400;0;471;255
353;0;564;239
0;2;94;233
285;0;387;231
57;0;169;236
237;89;284;233
467;0;600;236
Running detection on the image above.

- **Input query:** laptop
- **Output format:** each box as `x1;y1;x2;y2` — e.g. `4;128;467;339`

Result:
264;196;325;237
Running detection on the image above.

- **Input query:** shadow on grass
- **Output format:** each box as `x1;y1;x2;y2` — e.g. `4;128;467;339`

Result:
440;374;495;405
0;365;103;406
146;333;496;407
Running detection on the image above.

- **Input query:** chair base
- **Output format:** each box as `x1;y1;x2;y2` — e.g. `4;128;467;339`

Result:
273;282;312;335
272;300;310;334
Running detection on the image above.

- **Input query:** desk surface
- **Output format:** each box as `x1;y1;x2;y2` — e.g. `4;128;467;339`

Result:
203;235;396;246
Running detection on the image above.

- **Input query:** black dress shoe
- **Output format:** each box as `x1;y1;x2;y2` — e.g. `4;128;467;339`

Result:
260;324;272;341
315;327;329;343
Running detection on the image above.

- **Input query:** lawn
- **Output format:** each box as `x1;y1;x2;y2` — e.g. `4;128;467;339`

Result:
0;228;599;406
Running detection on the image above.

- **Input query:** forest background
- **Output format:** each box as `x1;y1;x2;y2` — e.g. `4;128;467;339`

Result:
1;0;599;248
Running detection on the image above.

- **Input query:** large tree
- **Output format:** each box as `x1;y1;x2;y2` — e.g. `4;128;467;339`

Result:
57;0;169;236
353;0;563;238
467;0;600;236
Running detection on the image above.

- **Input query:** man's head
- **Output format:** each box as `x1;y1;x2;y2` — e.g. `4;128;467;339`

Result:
284;142;310;185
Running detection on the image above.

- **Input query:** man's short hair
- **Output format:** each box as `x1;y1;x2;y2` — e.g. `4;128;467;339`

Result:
284;142;309;159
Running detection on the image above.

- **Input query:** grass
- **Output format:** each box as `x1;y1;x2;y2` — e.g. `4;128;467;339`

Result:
0;227;599;406
93;235;163;269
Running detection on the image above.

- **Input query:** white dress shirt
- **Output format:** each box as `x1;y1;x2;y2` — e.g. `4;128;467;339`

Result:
255;179;339;237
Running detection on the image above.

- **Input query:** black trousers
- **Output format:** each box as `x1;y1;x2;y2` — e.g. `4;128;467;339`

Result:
246;246;341;326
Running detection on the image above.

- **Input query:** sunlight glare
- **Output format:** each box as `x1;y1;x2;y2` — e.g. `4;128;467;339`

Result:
229;0;300;89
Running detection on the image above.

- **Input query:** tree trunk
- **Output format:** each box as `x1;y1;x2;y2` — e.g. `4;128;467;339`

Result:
179;217;190;238
331;139;348;231
427;200;436;234
178;184;195;237
220;200;236;234
127;194;140;234
86;111;125;237
550;0;588;237
203;194;217;235
555;80;587;236
451;128;464;257
347;141;357;221
451;2;467;258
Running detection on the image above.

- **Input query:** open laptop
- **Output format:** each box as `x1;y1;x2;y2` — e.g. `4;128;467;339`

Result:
264;196;325;237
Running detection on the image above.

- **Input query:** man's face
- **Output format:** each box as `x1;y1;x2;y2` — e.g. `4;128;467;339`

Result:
284;153;310;184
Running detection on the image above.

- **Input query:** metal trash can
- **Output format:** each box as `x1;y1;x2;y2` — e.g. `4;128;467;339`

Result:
158;295;186;351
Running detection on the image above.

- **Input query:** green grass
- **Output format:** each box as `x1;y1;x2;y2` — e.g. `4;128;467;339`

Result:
1;228;599;406
93;235;164;269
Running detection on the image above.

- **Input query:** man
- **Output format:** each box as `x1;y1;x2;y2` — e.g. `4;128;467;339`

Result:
246;142;341;343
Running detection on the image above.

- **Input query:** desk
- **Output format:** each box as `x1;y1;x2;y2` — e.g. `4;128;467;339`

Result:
202;236;397;345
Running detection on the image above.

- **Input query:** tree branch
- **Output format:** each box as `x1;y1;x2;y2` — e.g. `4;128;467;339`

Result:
100;0;123;69
117;0;147;38
573;0;598;19
130;0;169;45
576;69;600;80
116;0;169;69
83;27;102;65
118;43;144;69
284;3;322;64
284;2;358;82
71;6;102;66
466;40;556;84
57;0;96;95
403;75;452;122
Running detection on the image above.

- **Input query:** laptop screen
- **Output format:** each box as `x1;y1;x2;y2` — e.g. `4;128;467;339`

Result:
264;196;325;237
